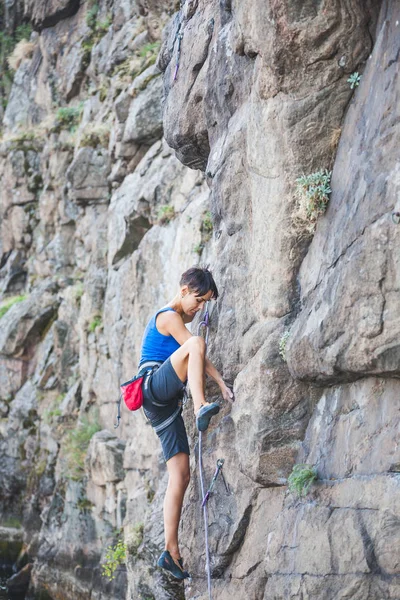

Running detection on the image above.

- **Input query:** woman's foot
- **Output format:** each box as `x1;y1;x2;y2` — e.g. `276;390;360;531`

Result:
196;402;220;431
157;550;190;579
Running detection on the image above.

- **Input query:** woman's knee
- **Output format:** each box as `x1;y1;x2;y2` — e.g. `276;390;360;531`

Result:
184;335;206;354
169;468;190;490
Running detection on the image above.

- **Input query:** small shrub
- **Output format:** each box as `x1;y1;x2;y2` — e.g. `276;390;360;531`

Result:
43;393;65;424
139;41;161;59
76;495;94;512
63;416;101;481
102;539;127;581
35;459;47;477
125;522;144;556
193;243;204;256
43;408;62;424
15;24;33;43
347;72;361;89
88;315;102;333
55;104;83;132
157;205;175;225
97;16;112;34
287;464;317;497
279;330;290;362
86;3;99;29
3;517;22;529
201;211;213;243
98;84;108;102
73;282;84;304
202;211;213;234
295;169;332;227
0;295;26;319
145;480;155;504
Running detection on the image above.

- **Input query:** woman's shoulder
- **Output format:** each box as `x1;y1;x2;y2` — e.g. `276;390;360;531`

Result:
156;306;176;316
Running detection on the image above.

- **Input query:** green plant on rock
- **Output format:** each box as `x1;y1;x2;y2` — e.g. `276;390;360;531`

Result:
55;104;83;132
63;416;101;481
125;522;144;556
139;41;160;60
157;205;175;225
97;16;112;34
43;407;62;424
279;330;290;362
202;211;213;233
43;393;65;425
193;243;204;256
0;295;27;319
102;539;127;581
287;464;317;497
0;24;32;109
347;71;361;89
76;494;94;513
2;517;22;529
86;3;99;29
295;169;332;226
201;210;213;243
73;282;84;305
144;480;155;504
14;24;33;43
88;315;102;333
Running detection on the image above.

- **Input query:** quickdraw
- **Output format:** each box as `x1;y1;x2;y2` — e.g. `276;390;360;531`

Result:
392;211;400;225
173;27;184;81
202;458;226;508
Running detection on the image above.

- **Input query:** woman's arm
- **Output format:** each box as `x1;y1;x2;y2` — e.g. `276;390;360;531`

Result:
158;311;234;403
205;357;234;403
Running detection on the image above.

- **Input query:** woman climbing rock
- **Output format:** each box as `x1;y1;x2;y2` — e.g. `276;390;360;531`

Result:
138;267;234;579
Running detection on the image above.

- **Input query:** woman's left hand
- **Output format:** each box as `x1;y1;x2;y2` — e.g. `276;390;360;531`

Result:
220;382;234;403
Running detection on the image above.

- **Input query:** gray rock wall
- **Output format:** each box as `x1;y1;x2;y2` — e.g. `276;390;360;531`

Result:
0;0;398;599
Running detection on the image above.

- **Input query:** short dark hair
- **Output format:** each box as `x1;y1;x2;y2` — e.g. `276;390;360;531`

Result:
180;267;219;299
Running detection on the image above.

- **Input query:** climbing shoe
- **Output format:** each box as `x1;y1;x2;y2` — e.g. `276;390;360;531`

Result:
157;550;190;579
196;402;220;432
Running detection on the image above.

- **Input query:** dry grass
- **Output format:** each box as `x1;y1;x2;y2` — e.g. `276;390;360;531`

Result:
330;127;342;152
7;40;35;70
79;123;110;149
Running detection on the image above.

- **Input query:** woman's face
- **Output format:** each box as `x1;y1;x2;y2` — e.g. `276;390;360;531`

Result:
181;287;213;316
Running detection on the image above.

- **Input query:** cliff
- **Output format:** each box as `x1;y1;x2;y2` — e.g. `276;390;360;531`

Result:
0;0;399;599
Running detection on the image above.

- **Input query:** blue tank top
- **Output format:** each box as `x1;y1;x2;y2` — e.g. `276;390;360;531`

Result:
139;307;181;367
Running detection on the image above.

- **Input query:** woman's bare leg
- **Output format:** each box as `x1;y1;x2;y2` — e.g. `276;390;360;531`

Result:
170;336;208;414
164;452;190;562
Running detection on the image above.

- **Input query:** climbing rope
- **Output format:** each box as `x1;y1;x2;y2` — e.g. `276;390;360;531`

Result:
198;430;212;599
197;302;212;598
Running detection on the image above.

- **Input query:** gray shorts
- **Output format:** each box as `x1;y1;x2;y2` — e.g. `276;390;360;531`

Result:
143;358;189;462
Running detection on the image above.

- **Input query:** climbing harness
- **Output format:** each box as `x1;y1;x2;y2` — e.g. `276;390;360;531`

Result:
114;360;186;431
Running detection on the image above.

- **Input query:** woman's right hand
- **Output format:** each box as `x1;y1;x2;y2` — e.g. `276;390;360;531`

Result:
220;382;234;403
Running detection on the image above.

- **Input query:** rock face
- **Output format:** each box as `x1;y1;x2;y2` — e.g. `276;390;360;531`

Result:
286;5;400;385
0;0;399;599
